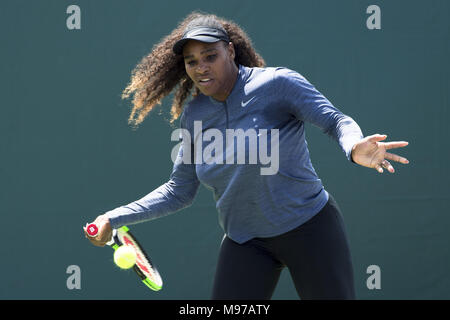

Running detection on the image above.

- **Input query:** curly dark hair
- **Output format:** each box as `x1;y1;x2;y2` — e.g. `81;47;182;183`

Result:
121;11;265;129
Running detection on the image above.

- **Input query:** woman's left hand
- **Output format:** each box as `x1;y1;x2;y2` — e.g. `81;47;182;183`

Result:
351;134;410;173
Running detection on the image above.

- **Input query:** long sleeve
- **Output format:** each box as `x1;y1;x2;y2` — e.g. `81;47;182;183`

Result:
105;122;200;229
274;67;364;162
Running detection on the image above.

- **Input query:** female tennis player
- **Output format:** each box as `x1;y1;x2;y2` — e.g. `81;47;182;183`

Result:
85;12;409;299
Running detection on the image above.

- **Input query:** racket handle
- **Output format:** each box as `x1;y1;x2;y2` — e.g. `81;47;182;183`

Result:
86;223;99;237
86;223;116;246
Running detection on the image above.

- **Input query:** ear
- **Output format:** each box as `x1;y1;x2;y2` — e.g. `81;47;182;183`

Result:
226;42;235;60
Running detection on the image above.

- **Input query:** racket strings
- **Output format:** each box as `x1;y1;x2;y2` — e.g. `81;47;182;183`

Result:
117;230;163;287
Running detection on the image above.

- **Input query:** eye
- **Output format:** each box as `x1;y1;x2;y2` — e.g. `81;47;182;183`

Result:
186;60;196;67
206;54;217;62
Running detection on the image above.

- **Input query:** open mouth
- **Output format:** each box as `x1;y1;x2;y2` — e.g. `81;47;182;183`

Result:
198;78;213;86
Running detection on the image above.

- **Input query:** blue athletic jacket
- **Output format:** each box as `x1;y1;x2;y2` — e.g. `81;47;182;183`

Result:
105;65;363;244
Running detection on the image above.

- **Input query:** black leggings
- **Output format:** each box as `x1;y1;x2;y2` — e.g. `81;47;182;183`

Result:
211;194;355;300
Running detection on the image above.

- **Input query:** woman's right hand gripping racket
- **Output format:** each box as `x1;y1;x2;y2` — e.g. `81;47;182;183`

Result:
85;223;163;291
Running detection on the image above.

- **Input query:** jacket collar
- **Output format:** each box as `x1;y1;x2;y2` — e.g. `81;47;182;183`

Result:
208;64;248;106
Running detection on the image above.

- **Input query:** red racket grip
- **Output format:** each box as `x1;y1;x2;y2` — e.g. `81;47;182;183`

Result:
86;223;99;237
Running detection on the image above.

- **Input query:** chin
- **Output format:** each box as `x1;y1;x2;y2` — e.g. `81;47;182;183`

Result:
199;88;215;97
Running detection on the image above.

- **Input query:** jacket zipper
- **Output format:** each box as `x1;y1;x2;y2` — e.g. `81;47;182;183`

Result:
224;101;230;128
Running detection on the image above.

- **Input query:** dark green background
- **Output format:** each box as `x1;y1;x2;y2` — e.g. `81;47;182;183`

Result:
0;0;448;299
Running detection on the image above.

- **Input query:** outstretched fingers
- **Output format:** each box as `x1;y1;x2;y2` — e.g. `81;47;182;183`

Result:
383;141;409;150
375;159;395;173
385;152;410;164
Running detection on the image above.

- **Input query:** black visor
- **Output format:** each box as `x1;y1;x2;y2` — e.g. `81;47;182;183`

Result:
173;26;230;55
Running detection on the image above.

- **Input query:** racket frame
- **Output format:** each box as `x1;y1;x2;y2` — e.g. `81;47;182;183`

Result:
87;224;162;291
112;226;163;291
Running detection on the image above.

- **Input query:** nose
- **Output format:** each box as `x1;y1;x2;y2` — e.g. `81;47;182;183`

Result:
195;61;209;75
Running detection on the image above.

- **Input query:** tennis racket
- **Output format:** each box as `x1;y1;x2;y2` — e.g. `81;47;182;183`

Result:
86;223;163;291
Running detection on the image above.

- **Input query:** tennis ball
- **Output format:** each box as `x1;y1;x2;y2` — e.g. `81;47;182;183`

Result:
114;245;137;269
